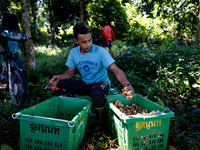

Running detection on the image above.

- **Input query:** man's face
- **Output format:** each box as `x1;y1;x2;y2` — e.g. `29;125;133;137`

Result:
74;33;92;54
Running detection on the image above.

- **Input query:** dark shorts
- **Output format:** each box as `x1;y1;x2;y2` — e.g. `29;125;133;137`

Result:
55;79;109;108
102;40;112;47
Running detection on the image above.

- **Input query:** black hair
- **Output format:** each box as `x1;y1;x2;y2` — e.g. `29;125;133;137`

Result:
73;22;91;39
100;21;106;27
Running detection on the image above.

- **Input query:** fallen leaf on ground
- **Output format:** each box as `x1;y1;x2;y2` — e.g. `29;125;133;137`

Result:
88;144;95;150
167;145;178;150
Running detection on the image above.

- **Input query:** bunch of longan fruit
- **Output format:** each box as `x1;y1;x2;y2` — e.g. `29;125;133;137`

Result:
114;100;148;116
122;87;134;100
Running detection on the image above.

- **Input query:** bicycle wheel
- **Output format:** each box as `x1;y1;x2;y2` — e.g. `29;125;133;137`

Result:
10;69;27;107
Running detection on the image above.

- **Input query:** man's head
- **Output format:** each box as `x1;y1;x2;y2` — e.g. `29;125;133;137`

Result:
73;22;92;39
73;22;92;54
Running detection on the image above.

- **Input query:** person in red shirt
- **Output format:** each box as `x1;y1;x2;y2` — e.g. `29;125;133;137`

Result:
100;21;115;58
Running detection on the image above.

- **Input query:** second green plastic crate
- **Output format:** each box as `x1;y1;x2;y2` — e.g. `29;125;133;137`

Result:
106;94;175;150
12;96;91;150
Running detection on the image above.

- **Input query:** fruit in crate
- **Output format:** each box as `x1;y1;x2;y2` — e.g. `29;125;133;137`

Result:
113;100;162;116
113;100;149;115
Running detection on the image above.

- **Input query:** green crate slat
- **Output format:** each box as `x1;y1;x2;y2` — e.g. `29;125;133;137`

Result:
107;87;121;95
106;94;175;150
13;96;91;150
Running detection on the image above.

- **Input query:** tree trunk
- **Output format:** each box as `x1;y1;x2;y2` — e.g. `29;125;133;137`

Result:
195;0;200;45
80;0;84;22
21;0;36;70
30;0;38;41
48;0;55;44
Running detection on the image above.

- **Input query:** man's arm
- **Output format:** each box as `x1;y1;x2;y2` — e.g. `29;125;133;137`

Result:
109;63;134;93
57;67;75;80
51;67;75;87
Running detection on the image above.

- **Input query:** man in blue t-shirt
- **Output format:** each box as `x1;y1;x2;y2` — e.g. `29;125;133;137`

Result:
50;22;134;132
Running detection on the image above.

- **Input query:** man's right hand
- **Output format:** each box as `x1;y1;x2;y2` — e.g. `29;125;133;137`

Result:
49;76;60;90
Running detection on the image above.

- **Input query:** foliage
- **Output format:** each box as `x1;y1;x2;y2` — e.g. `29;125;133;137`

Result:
0;98;20;149
168;108;200;150
0;0;12;15
86;0;129;41
52;0;78;25
122;3;174;45
0;40;200;149
112;39;200;102
34;44;72;77
1;0;199;47
134;0;199;42
80;133;118;150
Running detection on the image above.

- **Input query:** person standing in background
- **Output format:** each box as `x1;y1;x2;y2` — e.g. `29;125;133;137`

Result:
100;21;115;58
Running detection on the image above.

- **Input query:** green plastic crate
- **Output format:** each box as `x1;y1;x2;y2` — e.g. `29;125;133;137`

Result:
106;94;175;150
12;96;91;150
107;87;121;96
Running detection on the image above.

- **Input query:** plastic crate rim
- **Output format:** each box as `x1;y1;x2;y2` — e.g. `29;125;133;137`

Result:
12;113;77;128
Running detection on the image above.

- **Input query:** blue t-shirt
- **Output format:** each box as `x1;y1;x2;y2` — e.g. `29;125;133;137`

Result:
66;44;115;86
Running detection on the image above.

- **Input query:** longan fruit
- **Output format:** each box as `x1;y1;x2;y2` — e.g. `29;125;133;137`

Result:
132;103;136;107
156;110;161;113
126;95;133;100
127;90;133;96
133;110;137;115
119;107;122;111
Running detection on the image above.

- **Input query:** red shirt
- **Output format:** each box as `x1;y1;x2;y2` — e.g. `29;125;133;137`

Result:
101;25;115;43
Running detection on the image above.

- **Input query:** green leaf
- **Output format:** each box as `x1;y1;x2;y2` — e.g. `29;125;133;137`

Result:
192;84;200;88
197;79;200;84
178;86;184;93
1;144;14;150
168;79;176;87
191;108;200;114
154;96;165;107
